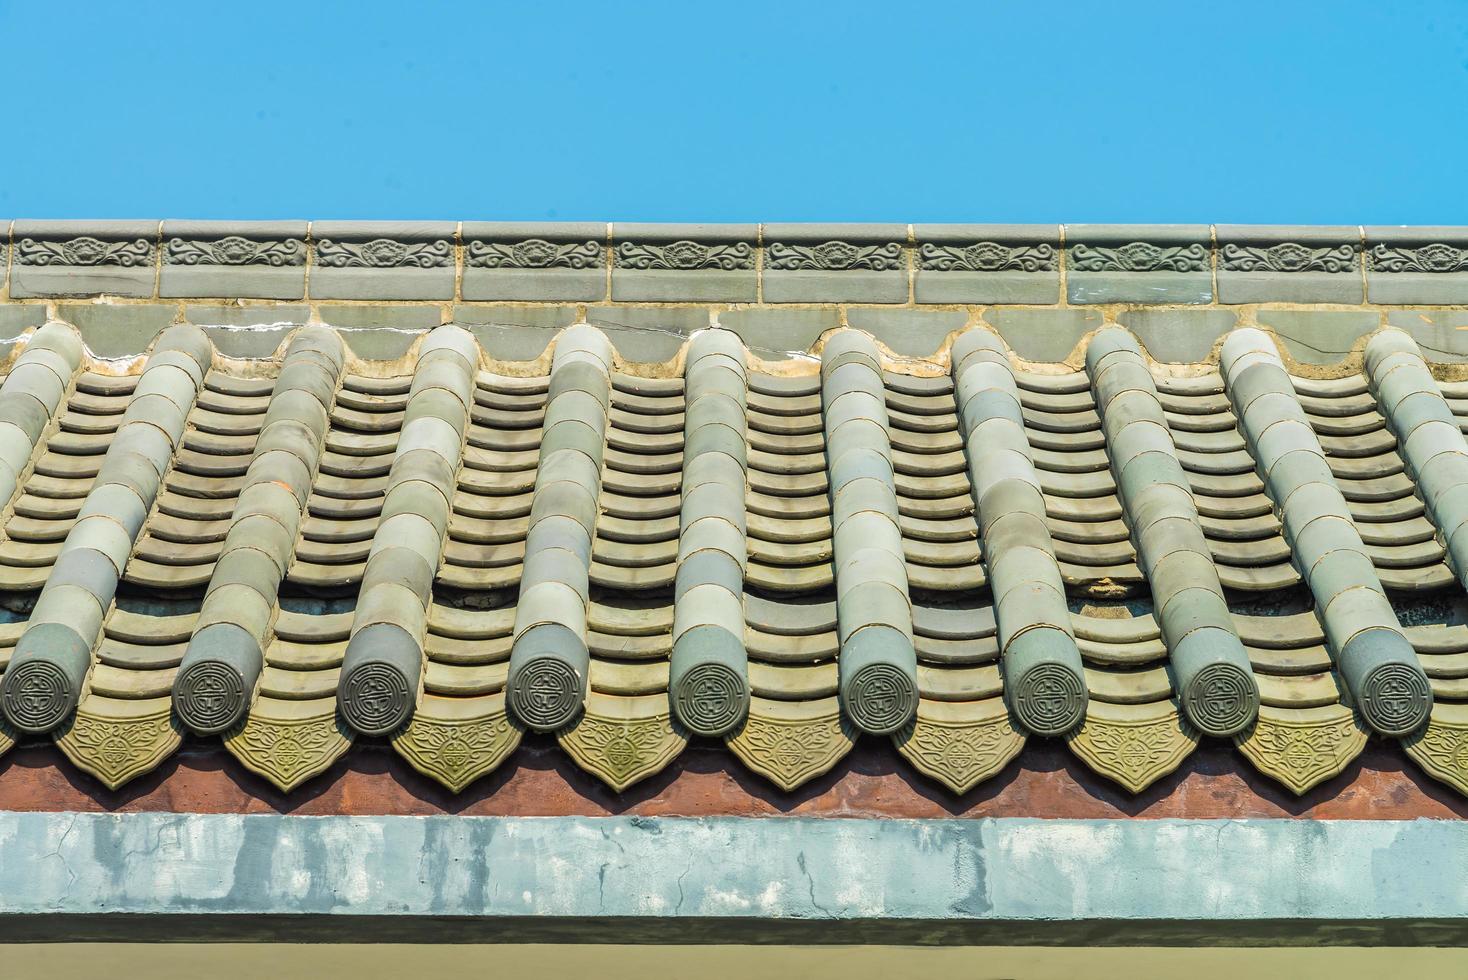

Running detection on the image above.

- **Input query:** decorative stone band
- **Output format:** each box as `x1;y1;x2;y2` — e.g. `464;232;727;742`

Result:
173;328;347;735
1;325;213;734
505;325;614;732
1220;328;1432;736
951;329;1087;737
0;323;84;518
337;326;478;736
1086;328;1259;737
1365;330;1468;588
821;331;918;736
669;330;751;736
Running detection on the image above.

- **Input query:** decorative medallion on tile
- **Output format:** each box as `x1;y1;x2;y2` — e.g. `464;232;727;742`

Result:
1404;705;1468;797
1216;226;1361;304
10;220;159;298
763;223;907;304
726;698;856;791
393;702;523;794
915;225;1060;305
558;694;687;793
1366;227;1468;304
311;221;455;301
1235;705;1367;796
1066;702;1198;793
223;709;353;793
462;222;606;302
895;701;1025;794
55;704;182;791
1065;224;1212;304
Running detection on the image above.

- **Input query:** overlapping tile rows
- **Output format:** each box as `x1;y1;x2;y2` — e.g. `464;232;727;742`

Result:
3;313;1468;800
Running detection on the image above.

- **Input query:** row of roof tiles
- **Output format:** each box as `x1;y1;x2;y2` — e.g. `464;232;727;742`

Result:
0;317;1466;798
4;221;1468;306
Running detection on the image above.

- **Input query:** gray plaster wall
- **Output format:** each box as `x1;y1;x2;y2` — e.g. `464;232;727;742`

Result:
0;813;1464;944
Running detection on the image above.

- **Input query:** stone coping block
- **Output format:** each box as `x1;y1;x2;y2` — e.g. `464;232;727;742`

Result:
915;224;1060;305
462;221;607;302
161;220;309;300
1066;224;1212;305
611;223;757;303
763;223;908;304
10;220;159;298
311;221;456;301
1216;225;1362;304
1367;226;1468;305
0;813;1462;945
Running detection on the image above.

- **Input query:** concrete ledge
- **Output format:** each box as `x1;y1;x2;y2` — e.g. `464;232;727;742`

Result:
0;813;1463;945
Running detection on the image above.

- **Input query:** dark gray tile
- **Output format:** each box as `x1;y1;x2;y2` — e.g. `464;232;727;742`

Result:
717;308;839;359
11;220;159;298
985;309;1101;362
1215;225;1361;304
1065;224;1212;305
587;305;710;362
762;223;908;304
310;221;456;301
611;223;756;303
185;304;311;327
1256;309;1380;365
1385;310;1468;362
187;305;311;360
316;304;445;332
161;220;308;300
914;224;1060;305
461;222;606;302
845;309;967;358
1118;308;1238;364
1366;227;1468;305
457;305;581;362
0;305;48;336
56;303;178;358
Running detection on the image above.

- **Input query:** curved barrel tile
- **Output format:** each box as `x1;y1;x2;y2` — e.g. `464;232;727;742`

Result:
0;322;84;518
337;326;478;736
1220;328;1431;737
821;330;918;736
1086;327;1259;737
504;325;613;732
951;329;1086;737
669;330;751;736
173;328;346;734
2;325;212;734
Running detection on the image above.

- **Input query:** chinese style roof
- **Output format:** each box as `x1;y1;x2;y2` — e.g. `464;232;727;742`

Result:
1;220;1468;802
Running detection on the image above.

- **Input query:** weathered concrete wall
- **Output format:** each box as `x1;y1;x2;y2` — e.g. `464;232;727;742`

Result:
0;812;1463;944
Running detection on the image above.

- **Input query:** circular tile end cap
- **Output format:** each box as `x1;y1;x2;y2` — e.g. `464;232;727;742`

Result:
1175;628;1260;737
1347;629;1432;737
506;623;588;733
338;623;420;737
1;623;89;734
670;626;750;737
173;623;261;736
1005;628;1087;737
839;625;918;736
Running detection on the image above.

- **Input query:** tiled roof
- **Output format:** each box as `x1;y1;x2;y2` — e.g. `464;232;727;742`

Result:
2;222;1468;800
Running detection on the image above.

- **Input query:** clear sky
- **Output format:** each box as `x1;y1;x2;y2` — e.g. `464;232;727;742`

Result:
3;1;1466;223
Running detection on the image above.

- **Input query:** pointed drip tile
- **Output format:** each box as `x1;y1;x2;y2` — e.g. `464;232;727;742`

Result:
1235;704;1367;795
223;700;352;793
557;692;686;793
1065;700;1199;793
726;696;856;792
895;697;1025;794
54;698;182;791
392;693;523;793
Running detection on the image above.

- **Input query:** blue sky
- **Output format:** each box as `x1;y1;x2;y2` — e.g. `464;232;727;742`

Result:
3;1;1466;223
